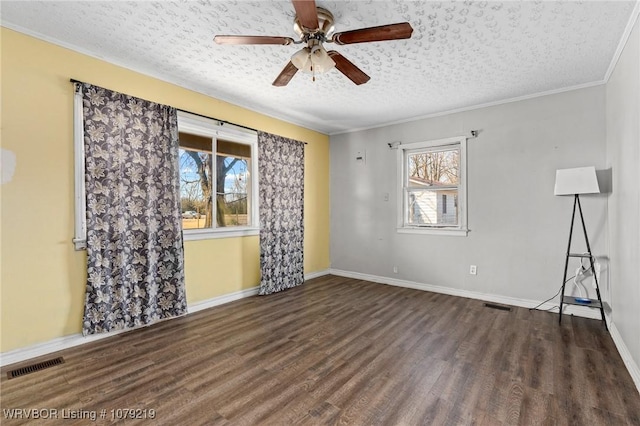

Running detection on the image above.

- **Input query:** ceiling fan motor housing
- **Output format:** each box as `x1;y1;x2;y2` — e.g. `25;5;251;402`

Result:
293;7;335;42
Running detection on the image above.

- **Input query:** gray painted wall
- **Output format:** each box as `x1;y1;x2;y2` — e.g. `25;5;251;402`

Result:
606;18;640;375
330;85;609;305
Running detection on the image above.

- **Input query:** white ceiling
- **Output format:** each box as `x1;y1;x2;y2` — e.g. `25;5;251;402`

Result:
1;1;636;134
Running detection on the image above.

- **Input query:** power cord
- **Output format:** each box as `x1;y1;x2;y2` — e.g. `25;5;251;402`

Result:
529;259;594;312
539;304;560;312
529;278;570;311
529;253;594;312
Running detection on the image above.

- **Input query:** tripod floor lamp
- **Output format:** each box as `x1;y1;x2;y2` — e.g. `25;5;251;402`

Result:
554;166;607;330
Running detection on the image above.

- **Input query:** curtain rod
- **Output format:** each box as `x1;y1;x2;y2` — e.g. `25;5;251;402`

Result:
70;78;258;134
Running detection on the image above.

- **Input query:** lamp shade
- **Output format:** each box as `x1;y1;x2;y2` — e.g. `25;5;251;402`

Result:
309;45;335;73
554;166;600;196
291;47;311;71
290;44;335;74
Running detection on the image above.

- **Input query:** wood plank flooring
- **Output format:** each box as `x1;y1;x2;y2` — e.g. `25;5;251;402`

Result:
2;275;639;425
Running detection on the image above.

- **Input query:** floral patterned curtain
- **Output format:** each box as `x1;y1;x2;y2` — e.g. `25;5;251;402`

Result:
258;132;305;295
80;83;187;335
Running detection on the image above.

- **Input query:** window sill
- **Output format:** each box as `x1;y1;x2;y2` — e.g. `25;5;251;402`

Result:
183;227;260;241
397;227;469;237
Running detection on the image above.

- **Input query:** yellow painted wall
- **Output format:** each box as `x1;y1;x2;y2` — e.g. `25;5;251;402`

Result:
0;28;330;353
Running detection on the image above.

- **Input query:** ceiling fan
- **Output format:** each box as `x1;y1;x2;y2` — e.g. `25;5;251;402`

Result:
213;0;413;86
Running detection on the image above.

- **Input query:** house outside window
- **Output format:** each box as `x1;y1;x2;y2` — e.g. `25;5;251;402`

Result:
397;136;468;236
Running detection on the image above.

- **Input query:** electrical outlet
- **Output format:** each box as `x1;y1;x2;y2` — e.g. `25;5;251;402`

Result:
383;193;389;202
393;266;398;274
469;265;477;275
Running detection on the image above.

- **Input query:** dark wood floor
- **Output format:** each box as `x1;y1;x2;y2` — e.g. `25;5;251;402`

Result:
2;275;639;425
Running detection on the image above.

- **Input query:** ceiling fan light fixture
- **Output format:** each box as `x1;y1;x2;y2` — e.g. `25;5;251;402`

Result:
291;47;311;71
291;44;335;75
216;0;412;86
310;44;335;73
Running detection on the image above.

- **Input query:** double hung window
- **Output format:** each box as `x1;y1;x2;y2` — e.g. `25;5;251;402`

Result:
397;136;467;236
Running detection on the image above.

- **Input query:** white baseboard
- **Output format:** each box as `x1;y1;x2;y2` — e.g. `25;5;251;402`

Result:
304;269;331;280
0;287;258;367
187;286;260;314
3;268;637;395
0;328;129;369
0;269;331;367
329;268;601;319
610;322;640;394
329;268;639;395
187;270;330;314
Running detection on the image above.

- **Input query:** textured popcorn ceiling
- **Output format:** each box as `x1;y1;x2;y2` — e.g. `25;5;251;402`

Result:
1;1;636;134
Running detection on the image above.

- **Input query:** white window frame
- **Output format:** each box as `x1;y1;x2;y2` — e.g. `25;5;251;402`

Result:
73;86;87;250
72;102;259;250
177;111;260;241
396;136;468;236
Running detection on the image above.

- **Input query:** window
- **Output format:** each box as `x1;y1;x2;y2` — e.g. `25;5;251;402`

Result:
72;97;258;250
397;136;467;236
177;112;259;240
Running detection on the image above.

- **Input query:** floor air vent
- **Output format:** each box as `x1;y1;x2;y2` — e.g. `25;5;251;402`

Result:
484;303;512;312
7;357;65;379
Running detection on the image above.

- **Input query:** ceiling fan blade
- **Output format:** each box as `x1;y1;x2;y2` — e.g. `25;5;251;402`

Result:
214;35;294;45
273;62;298;86
327;51;370;85
332;22;413;45
292;0;319;31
